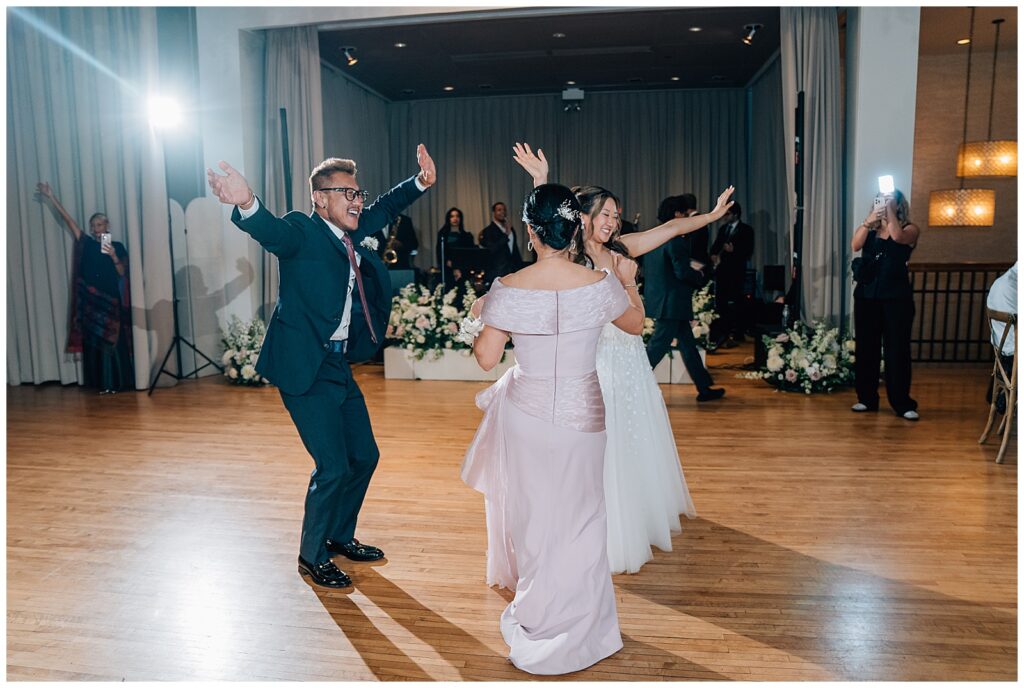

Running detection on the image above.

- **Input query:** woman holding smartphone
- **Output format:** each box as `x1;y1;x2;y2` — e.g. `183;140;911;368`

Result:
851;188;920;420
36;182;134;393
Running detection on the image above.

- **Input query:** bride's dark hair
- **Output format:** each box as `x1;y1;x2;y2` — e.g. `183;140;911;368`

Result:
521;184;582;251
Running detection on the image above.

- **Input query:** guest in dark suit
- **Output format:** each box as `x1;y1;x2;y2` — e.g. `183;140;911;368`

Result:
710;203;754;346
645;195;724;402
677;193;710;267
435;207;475;287
480;201;526;285
207;145;436;588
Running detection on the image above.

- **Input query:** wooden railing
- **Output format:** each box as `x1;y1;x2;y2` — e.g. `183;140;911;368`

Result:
909;262;1014;362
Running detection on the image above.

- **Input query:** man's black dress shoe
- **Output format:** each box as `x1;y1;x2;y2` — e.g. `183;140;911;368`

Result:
297;556;352;588
696;387;726;402
326;538;385;562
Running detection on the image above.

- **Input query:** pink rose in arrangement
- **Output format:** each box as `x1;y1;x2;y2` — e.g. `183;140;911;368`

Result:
447;322;459;334
784;369;798;383
808;369;822;381
395;325;405;337
415;316;430;330
775;333;790;343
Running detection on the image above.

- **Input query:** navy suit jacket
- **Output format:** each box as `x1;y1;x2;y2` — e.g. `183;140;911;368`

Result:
232;176;424;395
643;234;708;321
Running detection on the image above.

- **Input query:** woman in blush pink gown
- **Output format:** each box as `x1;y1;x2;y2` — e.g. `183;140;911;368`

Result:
461;184;645;675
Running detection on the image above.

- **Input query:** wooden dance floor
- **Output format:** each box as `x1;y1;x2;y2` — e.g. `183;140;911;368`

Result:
7;346;1017;680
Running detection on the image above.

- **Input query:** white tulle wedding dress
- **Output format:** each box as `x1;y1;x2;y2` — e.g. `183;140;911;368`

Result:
596;323;697;574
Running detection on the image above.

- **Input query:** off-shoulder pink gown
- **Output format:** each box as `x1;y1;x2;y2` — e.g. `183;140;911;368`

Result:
462;271;630;675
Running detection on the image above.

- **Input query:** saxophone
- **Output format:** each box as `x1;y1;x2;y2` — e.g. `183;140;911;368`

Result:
383;215;403;266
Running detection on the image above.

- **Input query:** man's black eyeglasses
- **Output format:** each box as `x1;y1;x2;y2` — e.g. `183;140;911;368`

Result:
317;187;370;202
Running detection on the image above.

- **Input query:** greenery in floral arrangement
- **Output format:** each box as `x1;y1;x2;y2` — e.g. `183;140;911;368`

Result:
220;315;270;385
741;321;855;394
640;282;719;350
387;283;479;360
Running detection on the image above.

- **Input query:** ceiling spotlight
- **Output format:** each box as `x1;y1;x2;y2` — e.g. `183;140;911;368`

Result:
742;23;763;46
957;38;971;45
552;32;566;39
341;47;358;66
443;85;455;92
394;42;407;48
566;80;576;85
689;26;702;32
670;76;681;82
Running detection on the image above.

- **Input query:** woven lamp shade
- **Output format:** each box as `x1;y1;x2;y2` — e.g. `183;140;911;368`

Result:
928;189;996;226
957;140;1018;177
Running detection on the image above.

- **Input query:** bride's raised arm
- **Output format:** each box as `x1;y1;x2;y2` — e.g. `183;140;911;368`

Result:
512;142;549;188
619;185;735;258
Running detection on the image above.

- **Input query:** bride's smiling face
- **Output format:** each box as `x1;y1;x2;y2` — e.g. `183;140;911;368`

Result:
586;198;620;244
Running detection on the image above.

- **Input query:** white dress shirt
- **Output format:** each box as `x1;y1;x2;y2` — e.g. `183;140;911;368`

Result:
987;262;1017;355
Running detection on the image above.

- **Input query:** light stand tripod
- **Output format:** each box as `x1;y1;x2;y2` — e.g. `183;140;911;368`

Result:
148;143;222;395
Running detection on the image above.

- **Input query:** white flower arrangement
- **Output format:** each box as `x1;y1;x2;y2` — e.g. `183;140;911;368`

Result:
387;283;484;360
740;321;854;394
359;236;379;251
640;282;719;350
220;316;271;386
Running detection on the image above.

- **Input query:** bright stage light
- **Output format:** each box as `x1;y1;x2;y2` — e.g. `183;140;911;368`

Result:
148;96;182;129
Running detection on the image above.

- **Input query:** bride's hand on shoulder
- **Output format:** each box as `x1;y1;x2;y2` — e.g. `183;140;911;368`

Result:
470;295;486;318
612;253;638;286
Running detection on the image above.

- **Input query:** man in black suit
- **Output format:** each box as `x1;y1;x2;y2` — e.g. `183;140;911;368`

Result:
710;203;754;346
645;195;725;402
207;145;436;588
479;201;525;285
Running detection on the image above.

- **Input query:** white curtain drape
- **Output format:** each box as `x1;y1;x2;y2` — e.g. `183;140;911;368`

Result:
260;25;324;314
7;7;172;388
781;7;845;323
747;54;790;286
321;63;390;202
387;89;748;270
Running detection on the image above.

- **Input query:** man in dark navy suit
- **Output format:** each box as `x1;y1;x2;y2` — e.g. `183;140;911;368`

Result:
207;145;436;588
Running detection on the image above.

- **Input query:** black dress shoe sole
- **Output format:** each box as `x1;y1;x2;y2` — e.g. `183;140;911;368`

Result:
334;550;385;563
297;563;352;588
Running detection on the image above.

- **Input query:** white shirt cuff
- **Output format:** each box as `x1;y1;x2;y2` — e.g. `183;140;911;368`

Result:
414;176;427;192
238;196;260;219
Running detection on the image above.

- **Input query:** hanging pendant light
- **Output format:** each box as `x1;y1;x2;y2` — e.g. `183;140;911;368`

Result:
957;18;1017;177
930;7;996;227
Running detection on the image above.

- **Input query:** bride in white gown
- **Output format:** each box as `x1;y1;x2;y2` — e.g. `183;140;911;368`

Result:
513;143;734;573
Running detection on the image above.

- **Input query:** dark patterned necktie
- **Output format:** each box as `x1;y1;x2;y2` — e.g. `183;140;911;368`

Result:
340;232;378;345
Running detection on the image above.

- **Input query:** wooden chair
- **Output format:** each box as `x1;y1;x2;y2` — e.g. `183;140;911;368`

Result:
979;308;1017;463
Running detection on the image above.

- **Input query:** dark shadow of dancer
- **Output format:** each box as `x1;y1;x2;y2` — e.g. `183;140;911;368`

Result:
133;258;254;382
312;589;434;681
614;517;1017;681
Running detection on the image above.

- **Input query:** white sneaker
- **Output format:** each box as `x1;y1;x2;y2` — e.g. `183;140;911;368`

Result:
851;403;870;412
902;410;920;421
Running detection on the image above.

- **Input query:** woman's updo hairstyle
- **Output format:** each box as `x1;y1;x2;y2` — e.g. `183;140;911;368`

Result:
521;183;582;251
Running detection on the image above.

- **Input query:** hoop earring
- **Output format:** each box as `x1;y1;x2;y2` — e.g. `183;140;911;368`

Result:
527;239;534;251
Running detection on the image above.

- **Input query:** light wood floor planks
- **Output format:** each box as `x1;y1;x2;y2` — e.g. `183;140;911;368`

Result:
6;345;1017;680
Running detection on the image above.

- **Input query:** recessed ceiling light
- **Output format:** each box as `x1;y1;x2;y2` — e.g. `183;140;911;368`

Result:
628;77;642;83
401;88;415;95
479;84;493;89
689;26;702;32
957;38;971;45
552;32;566;39
566;80;576;85
443;86;455;92
394;42;407;48
670;76;681;81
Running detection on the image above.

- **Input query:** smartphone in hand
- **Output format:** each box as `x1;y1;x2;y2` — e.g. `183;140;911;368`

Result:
100;233;113;251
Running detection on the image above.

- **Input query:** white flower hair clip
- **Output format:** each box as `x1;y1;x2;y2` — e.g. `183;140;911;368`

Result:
360;236;379;251
556;199;580;222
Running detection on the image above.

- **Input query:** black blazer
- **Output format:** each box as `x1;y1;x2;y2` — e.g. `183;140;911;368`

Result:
480;221;525;282
643;234;708;320
232;176;424;395
710;221;754;282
